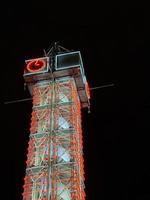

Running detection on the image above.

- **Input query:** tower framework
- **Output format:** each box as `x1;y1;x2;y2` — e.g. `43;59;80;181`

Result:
22;45;90;200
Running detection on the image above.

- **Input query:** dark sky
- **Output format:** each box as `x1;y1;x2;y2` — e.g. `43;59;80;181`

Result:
2;4;150;200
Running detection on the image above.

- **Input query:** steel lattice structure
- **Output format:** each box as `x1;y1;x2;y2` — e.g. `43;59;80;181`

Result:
22;45;90;200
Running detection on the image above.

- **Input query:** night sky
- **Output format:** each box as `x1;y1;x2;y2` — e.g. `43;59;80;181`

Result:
2;4;150;200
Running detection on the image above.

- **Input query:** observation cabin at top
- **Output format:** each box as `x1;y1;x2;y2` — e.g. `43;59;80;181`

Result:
23;43;90;108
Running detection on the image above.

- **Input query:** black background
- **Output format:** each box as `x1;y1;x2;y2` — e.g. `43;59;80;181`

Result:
2;3;150;200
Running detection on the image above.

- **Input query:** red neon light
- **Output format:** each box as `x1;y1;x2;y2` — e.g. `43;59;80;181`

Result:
26;59;46;72
85;82;90;99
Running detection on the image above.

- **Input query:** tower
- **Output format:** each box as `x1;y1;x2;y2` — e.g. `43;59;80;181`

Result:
22;43;90;200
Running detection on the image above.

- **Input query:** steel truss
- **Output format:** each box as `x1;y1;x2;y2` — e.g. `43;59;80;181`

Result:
23;77;85;200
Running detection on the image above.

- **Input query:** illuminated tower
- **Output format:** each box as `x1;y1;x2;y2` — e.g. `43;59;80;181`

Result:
22;44;90;200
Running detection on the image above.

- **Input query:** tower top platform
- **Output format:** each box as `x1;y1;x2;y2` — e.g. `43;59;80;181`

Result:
23;44;90;108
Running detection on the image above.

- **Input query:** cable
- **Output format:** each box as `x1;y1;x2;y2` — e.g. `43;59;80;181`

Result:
4;97;32;104
4;83;115;105
90;83;114;90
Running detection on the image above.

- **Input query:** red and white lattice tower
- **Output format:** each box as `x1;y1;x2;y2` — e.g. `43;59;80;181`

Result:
22;44;90;200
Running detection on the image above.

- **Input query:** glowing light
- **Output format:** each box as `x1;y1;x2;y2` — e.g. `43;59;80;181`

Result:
85;82;90;99
26;59;46;72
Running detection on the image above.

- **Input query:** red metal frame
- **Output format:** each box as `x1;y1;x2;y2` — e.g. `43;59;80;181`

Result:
23;78;87;200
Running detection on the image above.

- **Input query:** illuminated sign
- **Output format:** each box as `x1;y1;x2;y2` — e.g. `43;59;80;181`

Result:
24;57;49;76
26;59;46;73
